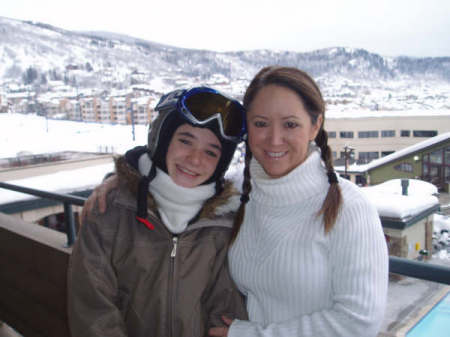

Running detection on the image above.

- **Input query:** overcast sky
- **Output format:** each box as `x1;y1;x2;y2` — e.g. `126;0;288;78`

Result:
3;0;450;57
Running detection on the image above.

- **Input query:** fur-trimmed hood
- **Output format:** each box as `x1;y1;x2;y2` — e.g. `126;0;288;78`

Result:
114;155;240;220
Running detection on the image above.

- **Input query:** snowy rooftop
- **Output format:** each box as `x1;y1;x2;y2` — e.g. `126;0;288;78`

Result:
361;179;439;220
336;131;450;173
326;108;450;119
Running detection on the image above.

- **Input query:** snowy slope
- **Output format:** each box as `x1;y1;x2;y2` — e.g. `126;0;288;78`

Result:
1;16;449;111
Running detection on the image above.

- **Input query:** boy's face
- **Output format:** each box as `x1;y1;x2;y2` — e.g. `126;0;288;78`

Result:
166;124;222;188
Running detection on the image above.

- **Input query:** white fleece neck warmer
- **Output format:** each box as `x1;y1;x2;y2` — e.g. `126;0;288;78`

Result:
138;154;215;234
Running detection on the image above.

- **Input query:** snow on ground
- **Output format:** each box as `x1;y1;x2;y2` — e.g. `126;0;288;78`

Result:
0;112;146;158
432;213;450;261
434;213;450;233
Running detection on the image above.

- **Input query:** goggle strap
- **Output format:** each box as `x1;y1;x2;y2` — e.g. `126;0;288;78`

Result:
155;89;186;112
181;110;241;143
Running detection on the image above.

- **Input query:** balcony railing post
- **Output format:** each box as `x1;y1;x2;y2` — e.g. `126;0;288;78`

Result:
64;201;77;247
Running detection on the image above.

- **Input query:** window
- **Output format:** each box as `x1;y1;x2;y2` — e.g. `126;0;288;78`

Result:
359;152;379;163
401;130;410;137
328;131;336;138
340;131;354;138
332;151;337;159
394;162;413;173
358;131;379;138
355;175;367;186
430;166;439;177
381;151;394;157
445;147;450;165
413;130;438;137
381;130;395;137
430;149;443;164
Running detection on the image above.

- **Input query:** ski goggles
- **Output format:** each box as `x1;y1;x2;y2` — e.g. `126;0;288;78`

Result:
156;87;247;143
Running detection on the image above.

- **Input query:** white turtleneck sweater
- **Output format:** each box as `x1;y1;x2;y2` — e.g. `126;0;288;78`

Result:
138;154;215;233
228;150;388;337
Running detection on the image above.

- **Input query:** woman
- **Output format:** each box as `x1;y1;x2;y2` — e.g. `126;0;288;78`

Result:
209;66;388;337
68;87;248;337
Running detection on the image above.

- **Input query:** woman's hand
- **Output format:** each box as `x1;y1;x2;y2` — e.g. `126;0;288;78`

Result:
209;316;233;337
81;174;118;221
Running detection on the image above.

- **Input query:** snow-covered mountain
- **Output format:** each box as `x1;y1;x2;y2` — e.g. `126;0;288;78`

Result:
1;16;449;110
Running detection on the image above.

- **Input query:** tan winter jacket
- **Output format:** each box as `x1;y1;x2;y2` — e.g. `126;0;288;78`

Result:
68;157;247;337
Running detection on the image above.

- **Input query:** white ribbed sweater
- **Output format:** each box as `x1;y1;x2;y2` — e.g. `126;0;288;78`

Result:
228;150;388;337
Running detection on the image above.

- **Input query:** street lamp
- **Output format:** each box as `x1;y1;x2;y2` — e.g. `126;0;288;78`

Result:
129;102;136;141
344;145;355;179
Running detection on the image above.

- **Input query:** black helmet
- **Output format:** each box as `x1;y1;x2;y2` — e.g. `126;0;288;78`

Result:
147;87;247;184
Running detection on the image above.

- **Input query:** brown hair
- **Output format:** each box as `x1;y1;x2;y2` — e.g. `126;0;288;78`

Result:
231;66;342;242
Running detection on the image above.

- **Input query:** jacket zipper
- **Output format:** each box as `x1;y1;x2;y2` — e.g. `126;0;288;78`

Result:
168;236;178;337
170;236;178;257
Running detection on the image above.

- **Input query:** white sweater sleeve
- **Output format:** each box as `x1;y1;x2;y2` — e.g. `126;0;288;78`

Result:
228;197;389;337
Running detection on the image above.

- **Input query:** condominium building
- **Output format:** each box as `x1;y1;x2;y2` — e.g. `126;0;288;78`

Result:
326;110;450;164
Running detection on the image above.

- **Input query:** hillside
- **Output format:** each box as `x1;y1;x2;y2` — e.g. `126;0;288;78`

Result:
1;16;449;111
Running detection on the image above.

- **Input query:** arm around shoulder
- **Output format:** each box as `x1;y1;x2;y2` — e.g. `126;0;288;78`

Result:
205;229;248;330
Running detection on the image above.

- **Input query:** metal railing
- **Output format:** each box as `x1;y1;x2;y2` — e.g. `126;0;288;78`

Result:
0;181;85;246
390;256;450;285
1;182;450;284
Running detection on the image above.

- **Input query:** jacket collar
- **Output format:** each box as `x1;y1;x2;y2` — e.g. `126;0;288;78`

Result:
113;155;239;221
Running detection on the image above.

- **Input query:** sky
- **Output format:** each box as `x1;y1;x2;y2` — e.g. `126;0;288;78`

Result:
2;0;450;57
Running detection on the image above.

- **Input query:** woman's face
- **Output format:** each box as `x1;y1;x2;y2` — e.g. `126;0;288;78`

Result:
166;124;222;188
247;84;322;178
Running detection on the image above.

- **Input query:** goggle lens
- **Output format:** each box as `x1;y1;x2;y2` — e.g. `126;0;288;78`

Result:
182;90;246;140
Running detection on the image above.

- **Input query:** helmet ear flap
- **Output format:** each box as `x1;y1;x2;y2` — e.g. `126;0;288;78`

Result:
148;89;187;159
148;110;186;173
147;108;172;159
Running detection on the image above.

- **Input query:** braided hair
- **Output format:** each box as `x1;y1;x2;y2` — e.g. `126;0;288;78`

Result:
231;142;252;241
231;66;342;243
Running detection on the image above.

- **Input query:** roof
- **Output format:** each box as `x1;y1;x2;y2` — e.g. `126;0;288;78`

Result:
361;178;440;226
338;131;450;173
326;109;450;119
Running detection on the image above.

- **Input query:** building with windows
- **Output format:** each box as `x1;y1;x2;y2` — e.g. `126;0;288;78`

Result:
326;110;450;165
336;132;450;191
6;89;155;125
